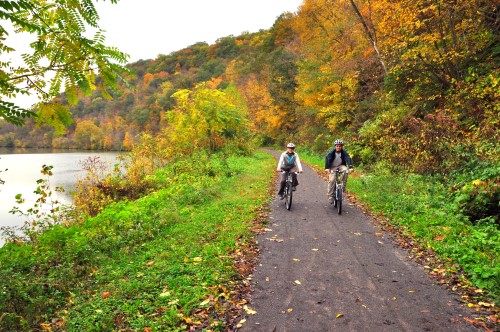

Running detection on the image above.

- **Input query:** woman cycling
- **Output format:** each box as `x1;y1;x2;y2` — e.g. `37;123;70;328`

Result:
277;143;303;199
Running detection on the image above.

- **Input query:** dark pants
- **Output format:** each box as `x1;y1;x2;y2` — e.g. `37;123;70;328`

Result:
278;172;298;195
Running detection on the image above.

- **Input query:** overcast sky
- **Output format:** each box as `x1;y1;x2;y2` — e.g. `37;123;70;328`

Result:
95;0;303;62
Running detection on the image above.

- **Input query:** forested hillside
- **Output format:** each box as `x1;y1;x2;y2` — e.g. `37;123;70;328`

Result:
3;0;497;221
2;1;497;168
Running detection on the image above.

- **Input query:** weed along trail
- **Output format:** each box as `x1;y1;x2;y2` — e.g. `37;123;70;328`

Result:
237;151;480;332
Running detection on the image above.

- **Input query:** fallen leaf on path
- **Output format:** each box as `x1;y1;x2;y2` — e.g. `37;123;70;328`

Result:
267;238;284;242
200;299;210;306
264;228;273;232
294;280;301;285
336;313;344;318
244;305;256;315
478;301;493;307
292;258;300;262
354;232;362;236
287;308;293;313
312;248;319;251
408;290;415;293
265;277;270;282
236;319;246;328
375;232;384;237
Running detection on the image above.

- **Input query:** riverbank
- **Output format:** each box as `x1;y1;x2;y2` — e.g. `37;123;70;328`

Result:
0;150;276;330
0;150;121;246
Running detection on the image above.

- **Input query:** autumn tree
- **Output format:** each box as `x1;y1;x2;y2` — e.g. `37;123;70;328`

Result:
0;0;129;130
358;0;500;172
165;81;250;158
293;0;380;139
73;119;103;150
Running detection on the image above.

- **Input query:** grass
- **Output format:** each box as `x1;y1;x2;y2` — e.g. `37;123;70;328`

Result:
0;150;275;331
299;150;500;308
1;148;498;331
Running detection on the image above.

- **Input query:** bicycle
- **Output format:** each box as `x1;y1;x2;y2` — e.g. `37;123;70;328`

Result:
282;170;297;210
331;168;347;215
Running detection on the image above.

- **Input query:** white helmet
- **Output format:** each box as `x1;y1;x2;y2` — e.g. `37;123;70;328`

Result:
334;139;344;146
287;143;295;148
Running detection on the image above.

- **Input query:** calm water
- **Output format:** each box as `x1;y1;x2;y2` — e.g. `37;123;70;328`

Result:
0;148;121;245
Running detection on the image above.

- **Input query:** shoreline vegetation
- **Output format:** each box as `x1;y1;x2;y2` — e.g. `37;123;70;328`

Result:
0;149;498;330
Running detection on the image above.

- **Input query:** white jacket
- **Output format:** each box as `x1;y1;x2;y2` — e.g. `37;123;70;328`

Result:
277;152;303;172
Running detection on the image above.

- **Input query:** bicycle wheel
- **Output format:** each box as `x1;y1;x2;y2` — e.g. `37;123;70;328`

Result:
336;187;343;214
332;184;337;207
285;182;293;210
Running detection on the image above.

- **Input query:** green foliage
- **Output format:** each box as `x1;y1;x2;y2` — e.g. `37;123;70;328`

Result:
0;150;275;331
448;156;500;226
0;0;129;128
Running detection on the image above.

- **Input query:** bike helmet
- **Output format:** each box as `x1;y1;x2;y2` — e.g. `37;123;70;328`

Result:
334;139;344;146
287;143;296;149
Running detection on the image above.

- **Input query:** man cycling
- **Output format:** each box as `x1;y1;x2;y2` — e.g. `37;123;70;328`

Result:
325;139;353;204
277;143;303;199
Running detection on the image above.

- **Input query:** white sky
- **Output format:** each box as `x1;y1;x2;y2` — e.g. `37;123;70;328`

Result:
95;0;303;62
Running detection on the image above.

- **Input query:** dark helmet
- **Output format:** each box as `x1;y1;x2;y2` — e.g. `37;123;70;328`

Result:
287;142;296;149
334;139;344;146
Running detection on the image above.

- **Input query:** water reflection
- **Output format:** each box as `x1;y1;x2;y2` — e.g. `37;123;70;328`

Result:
0;148;122;245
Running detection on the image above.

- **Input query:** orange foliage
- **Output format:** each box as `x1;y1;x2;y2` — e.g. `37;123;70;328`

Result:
143;73;154;85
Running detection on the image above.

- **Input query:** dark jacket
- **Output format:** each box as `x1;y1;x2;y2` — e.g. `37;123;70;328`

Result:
325;149;353;169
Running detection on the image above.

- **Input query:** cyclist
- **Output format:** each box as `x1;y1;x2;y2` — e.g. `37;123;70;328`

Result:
277;143;303;199
325;139;354;204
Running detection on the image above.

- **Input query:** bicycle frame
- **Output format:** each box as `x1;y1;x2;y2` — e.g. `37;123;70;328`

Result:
331;168;347;214
282;170;296;210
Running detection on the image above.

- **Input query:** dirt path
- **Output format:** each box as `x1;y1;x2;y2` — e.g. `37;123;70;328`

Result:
238;151;480;332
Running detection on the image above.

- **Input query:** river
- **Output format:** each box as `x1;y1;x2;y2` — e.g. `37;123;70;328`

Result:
0;148;122;246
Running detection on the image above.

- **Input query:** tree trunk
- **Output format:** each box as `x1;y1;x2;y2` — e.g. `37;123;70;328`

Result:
348;0;388;75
